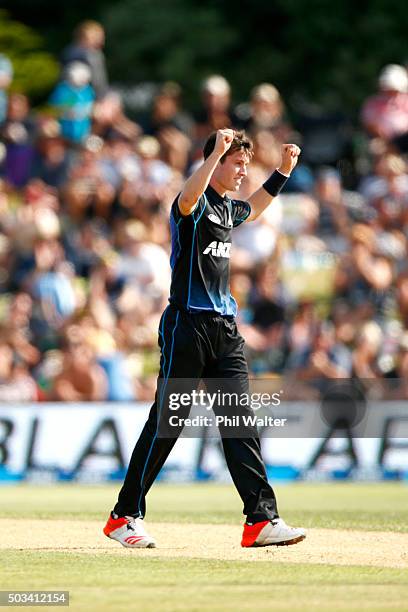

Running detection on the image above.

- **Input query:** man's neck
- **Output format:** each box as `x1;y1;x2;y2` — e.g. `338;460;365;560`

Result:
209;177;226;198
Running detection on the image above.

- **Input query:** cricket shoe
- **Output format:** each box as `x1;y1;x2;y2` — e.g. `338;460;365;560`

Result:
103;513;156;548
241;518;306;548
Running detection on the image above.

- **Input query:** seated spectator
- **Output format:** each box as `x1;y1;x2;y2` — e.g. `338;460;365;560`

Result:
314;167;350;252
250;129;282;172
138;82;194;173
115;219;171;307
233;164;282;269
93;91;140;141
286;322;352;382
396;270;408;328
49;62;95;143
361;64;408;140
1;294;41;368
287;300;320;356
119;135;176;220
235;83;291;142
141;81;194;139
52;336;108;401
63;137;116;220
359;152;408;206
383;331;408;399
0;341;38;401
64;219;113;278
32;119;71;188
334;225;395;321
240;262;287;374
27;241;78;349
194;75;235;143
1;94;36;187
157;123;192;173
0;54;13;124
352;321;383;380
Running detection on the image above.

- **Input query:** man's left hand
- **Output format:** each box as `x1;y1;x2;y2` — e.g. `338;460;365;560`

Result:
278;144;301;176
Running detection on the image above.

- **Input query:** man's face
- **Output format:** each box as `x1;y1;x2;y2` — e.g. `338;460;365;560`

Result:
214;149;250;192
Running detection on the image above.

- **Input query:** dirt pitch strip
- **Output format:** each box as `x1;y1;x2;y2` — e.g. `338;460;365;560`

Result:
1;519;407;569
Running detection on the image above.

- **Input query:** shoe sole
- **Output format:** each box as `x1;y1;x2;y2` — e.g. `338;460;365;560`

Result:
247;534;306;548
105;533;157;549
121;541;156;549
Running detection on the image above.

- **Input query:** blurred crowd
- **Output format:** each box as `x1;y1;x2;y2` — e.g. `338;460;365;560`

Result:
1;21;408;401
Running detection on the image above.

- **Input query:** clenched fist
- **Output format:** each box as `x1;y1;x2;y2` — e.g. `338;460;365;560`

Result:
278;144;301;176
214;128;235;157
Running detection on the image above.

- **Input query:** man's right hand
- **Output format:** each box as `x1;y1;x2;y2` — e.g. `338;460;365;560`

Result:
177;128;234;216
213;128;235;157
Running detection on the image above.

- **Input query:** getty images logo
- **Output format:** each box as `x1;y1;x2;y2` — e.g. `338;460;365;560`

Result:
203;241;231;258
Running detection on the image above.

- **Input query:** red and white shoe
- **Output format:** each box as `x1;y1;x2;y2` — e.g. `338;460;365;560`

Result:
103;514;156;548
241;518;306;548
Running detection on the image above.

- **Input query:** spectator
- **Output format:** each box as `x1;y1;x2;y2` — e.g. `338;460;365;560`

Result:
352;321;383;380
63;137;115;220
286;322;352;382
61;20;108;99
52;337;108;401
93;92;140;141
32;119;71;188
236;83;291;142
141;82;194;139
233;163;282;268
396;270;408;328
119;135;177;222
0;341;38;401
1;94;36;187
49;62;95;143
0;54;13;125
361;64;408;140
314;167;350;252
115;219;171;306
240;262;287;373
194;75;235;143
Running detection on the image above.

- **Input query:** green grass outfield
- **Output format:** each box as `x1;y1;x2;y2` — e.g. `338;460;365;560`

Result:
1;483;407;611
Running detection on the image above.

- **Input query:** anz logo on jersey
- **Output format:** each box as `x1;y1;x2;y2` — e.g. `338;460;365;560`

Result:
203;241;231;258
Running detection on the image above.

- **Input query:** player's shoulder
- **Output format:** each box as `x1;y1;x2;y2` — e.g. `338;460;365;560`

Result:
171;192;207;222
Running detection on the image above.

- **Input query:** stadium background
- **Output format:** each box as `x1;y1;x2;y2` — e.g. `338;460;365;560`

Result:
0;2;407;484
0;5;407;611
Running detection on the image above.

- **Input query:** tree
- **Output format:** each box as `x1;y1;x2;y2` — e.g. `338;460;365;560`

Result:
0;10;59;99
102;0;237;103
3;0;408;112
102;0;408;113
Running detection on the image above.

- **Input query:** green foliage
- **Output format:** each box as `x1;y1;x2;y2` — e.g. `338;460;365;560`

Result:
103;0;237;99
4;0;408;110
102;0;408;112
0;10;59;99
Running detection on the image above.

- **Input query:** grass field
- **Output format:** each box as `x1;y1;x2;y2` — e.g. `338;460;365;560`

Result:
1;483;407;611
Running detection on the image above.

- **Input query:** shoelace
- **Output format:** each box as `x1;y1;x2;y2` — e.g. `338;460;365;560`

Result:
271;518;297;532
125;516;147;535
125;516;136;531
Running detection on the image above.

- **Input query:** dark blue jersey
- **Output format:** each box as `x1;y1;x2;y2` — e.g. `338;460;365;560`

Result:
169;185;251;316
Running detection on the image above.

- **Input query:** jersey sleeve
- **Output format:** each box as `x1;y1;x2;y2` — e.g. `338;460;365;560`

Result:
231;199;251;227
171;193;207;222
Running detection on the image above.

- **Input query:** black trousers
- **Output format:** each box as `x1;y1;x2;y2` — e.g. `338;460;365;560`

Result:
114;304;279;523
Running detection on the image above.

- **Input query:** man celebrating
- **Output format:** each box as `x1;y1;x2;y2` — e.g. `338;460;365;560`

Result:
103;129;306;548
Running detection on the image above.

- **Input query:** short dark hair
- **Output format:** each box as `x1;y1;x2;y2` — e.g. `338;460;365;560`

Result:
203;130;253;163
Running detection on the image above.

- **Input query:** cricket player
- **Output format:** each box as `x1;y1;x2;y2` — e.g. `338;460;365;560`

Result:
103;129;306;548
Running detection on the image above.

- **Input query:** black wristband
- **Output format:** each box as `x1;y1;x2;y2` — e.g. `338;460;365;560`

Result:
262;170;289;197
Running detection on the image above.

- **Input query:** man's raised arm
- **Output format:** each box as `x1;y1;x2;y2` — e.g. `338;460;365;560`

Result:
178;128;234;216
246;144;301;222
